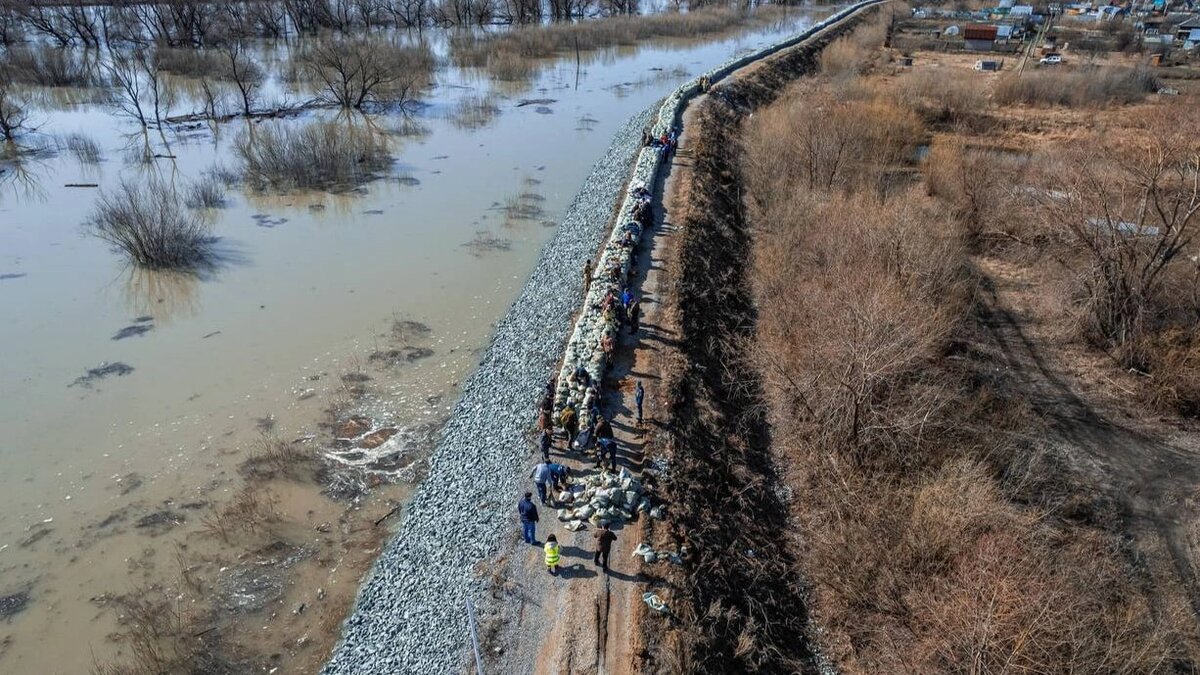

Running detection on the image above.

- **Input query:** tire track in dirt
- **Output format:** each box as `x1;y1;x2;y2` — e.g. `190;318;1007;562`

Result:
977;257;1200;625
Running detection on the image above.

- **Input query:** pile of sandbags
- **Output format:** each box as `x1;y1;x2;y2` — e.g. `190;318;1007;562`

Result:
631;542;685;565
553;468;653;531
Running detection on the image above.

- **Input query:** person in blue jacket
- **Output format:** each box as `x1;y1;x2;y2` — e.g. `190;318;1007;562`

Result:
518;492;539;545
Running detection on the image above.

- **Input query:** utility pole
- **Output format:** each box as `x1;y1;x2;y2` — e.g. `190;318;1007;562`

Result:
466;598;484;675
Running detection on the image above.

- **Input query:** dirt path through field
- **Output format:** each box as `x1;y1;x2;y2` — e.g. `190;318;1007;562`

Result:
976;256;1200;619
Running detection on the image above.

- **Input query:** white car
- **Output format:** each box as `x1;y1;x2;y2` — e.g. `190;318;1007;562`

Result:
1040;54;1063;65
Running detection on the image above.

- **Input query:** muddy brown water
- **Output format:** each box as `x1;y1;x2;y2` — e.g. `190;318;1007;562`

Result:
0;12;820;673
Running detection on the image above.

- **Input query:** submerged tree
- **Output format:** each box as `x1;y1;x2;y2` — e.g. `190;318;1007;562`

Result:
219;41;265;116
88;176;215;270
298;37;433;109
0;71;33;143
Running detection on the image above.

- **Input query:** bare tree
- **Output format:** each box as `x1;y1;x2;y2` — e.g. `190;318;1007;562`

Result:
299;37;432;109
0;71;33;143
103;49;148;126
219;41;264;116
1036;118;1200;367
196;77;226;119
381;0;430;26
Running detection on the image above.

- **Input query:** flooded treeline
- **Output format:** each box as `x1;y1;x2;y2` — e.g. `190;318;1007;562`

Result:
0;0;797;45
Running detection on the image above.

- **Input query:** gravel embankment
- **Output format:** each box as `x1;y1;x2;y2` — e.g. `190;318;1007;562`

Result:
321;107;654;675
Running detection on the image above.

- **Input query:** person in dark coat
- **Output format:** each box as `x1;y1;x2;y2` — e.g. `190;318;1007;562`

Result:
628;298;640;335
597;437;618;472
518;492;539;545
595;415;613;443
538;428;553;462
594;523;617;570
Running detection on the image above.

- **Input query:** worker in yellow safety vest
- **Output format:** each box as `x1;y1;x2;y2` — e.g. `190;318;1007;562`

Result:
544;534;561;575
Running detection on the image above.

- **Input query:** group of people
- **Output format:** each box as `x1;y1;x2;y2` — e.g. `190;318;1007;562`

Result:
640;125;680;159
518;492;618;575
515;126;674;578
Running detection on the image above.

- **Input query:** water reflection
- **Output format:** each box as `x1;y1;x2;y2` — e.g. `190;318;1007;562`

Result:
446;93;501;130
0;155;48;202
118;267;201;324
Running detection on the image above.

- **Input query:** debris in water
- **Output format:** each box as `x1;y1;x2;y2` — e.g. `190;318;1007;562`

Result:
463;231;511;257
112;323;153;340
369;346;434;366
70;362;134;388
0;591;29;618
19;524;51;548
0;273;26;280
251;214;288;228
135;509;185;534
515;98;557;107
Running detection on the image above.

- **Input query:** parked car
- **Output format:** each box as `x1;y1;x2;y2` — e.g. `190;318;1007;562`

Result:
1040;53;1064;64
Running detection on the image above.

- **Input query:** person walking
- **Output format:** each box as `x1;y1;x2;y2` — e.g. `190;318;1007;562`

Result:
544;534;561;575
582;259;593;293
518;492;539;545
628;298;640;335
635;381;645;425
594;523;617;571
530;461;552;505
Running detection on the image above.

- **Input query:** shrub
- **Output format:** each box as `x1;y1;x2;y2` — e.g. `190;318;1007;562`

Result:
235;118;393;191
742;83;922;199
87;177;215;270
897;68;987;125
62;133;102;164
153;47;222;77
3;45;97;87
993;66;1158;107
449;7;783;77
184;174;226;209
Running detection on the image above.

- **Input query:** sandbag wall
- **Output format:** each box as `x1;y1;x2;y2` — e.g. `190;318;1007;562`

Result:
553;0;885;424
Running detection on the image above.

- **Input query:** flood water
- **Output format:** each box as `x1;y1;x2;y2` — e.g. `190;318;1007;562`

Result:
0;10;819;672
